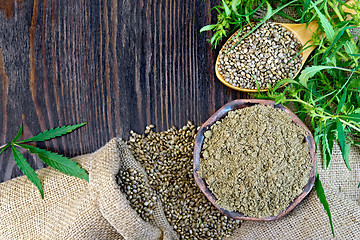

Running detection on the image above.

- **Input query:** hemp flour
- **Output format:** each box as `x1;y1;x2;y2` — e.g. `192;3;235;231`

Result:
199;104;312;218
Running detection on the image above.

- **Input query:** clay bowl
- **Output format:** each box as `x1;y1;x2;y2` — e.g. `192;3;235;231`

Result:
193;99;316;221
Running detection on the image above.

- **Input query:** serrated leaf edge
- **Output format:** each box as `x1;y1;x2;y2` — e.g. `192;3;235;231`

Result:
18;144;89;182
17;123;86;143
336;119;351;171
11;145;44;199
13;123;23;142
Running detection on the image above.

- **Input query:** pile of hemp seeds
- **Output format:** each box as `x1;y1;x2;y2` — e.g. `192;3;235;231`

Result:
117;122;241;239
217;22;303;89
199;104;312;218
117;168;158;222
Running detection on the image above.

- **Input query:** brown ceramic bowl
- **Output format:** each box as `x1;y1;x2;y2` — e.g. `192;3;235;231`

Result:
193;99;316;221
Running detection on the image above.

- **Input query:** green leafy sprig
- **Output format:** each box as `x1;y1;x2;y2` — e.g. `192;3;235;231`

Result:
0;123;88;198
200;0;304;49
252;1;359;235
202;0;360;236
200;0;259;48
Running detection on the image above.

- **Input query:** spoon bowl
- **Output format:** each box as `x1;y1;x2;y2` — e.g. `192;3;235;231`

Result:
215;21;318;92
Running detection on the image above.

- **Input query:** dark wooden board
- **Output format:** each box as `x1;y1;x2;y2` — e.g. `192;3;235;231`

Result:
0;0;249;183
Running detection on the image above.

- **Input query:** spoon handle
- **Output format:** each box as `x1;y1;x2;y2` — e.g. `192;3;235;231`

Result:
342;0;357;15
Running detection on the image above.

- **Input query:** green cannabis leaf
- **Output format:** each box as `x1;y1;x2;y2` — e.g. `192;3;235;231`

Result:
311;1;335;42
336;119;351;171
11;145;44;198
18;144;89;182
199;0;259;48
16;123;86;143
315;174;334;237
0;123;88;198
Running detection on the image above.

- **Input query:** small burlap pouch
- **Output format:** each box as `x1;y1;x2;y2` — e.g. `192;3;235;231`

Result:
0;138;178;240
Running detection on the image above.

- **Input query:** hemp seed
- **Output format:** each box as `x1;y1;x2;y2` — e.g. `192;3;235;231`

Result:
121;122;241;239
218;22;303;89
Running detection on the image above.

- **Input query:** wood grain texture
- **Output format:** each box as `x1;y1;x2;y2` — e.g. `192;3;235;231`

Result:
0;0;248;183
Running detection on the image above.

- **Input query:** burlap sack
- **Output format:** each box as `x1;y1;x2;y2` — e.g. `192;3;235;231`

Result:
0;138;177;240
1;136;359;239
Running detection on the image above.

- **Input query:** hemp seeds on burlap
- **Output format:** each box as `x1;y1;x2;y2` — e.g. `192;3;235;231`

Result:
0;138;176;240
122;122;241;239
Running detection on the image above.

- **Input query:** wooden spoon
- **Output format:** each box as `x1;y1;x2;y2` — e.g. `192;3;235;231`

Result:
215;0;357;93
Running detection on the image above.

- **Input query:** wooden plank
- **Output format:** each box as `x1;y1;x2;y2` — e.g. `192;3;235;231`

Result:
0;0;248;182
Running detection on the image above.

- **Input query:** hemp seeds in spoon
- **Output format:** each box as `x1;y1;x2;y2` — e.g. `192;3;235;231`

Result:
218;22;303;89
199;104;312;218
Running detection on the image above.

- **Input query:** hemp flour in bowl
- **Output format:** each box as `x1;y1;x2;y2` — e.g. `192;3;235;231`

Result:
193;99;316;221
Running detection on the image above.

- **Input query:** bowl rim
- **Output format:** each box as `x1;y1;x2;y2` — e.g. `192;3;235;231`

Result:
193;99;316;221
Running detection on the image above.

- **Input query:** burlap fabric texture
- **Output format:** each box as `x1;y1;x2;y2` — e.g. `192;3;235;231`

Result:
0;138;177;240
0;136;359;239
